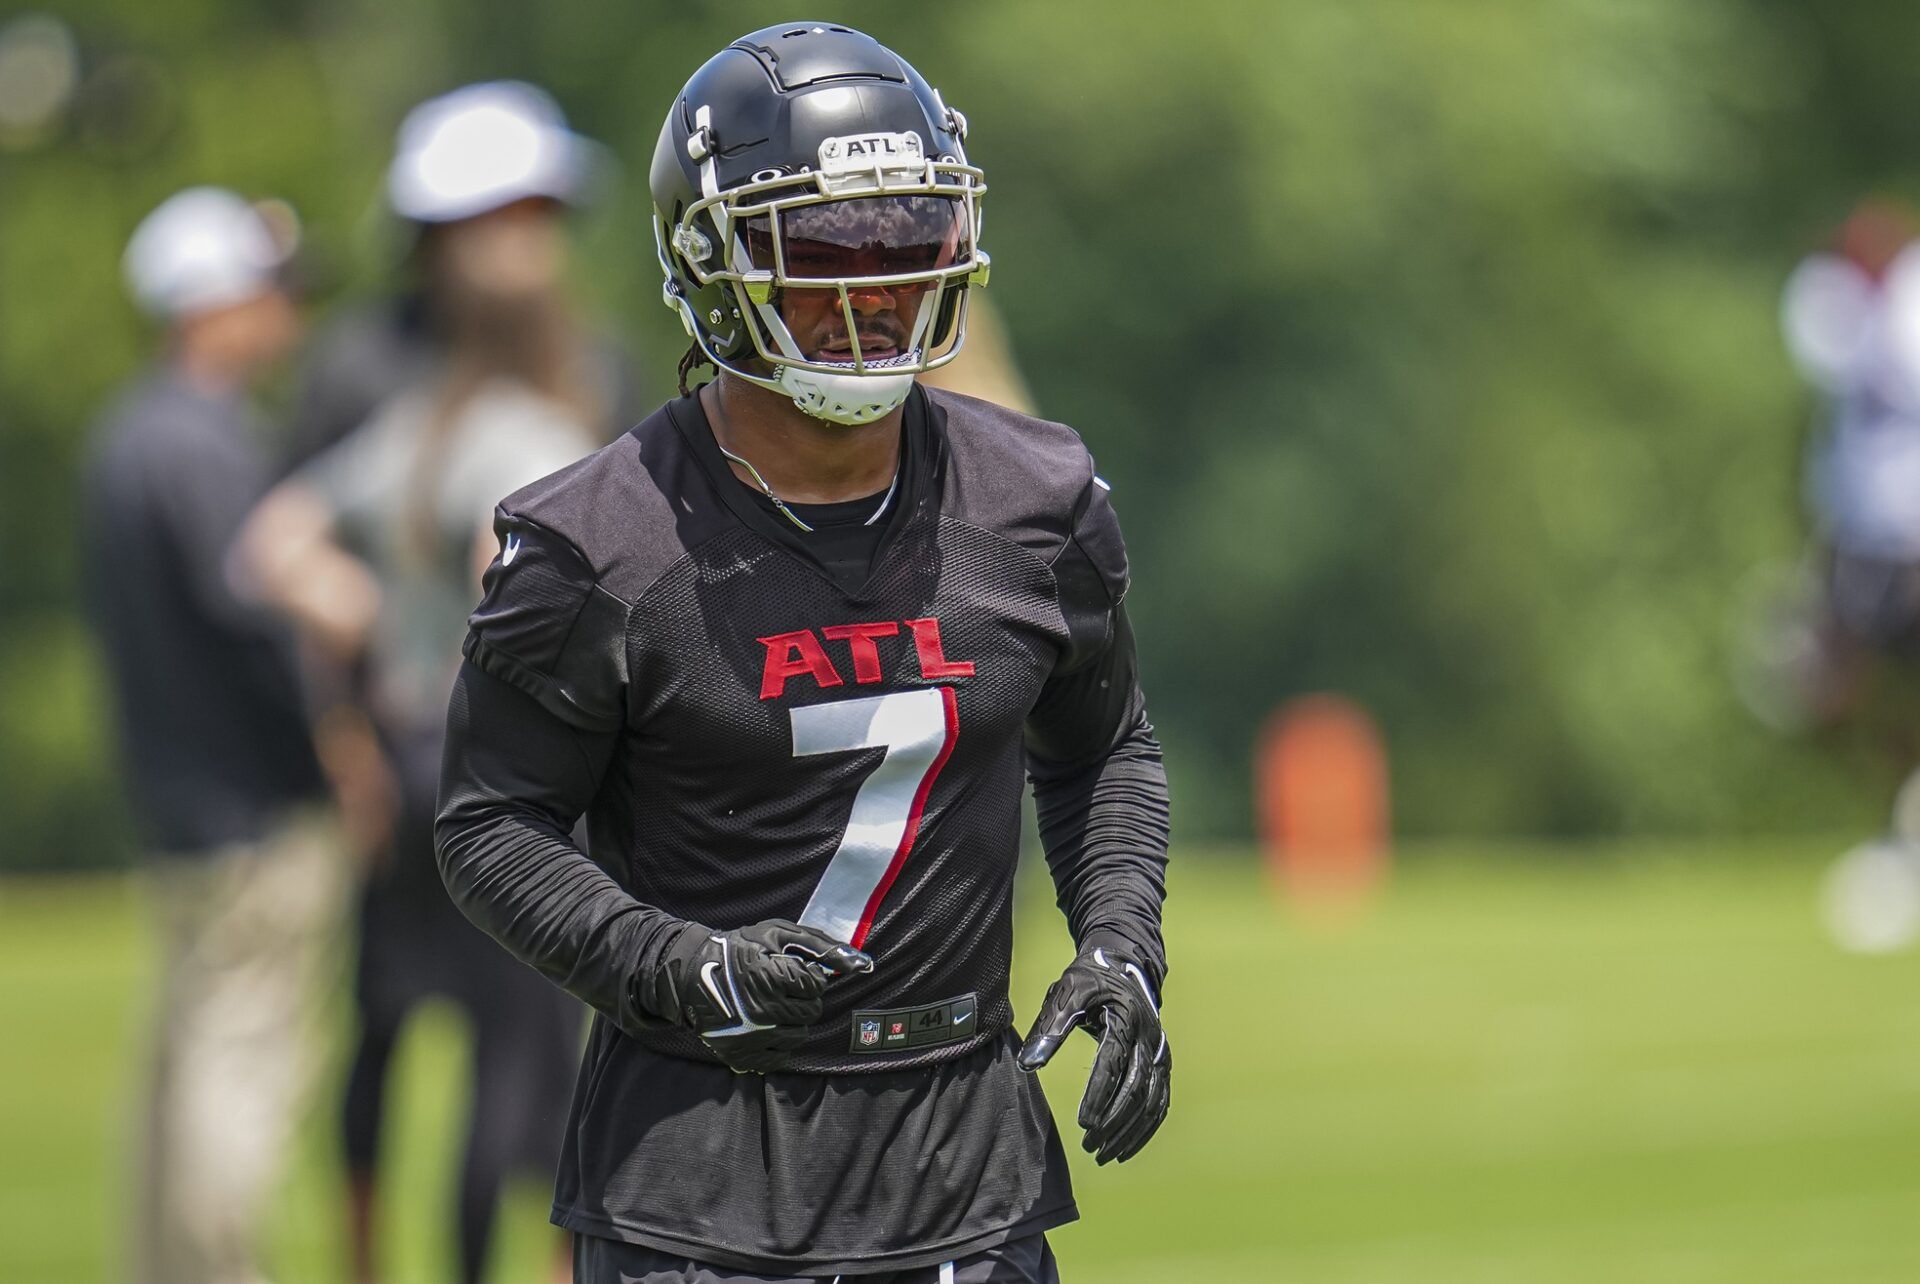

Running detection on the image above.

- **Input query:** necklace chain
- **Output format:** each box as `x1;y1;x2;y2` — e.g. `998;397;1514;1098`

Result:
708;385;900;533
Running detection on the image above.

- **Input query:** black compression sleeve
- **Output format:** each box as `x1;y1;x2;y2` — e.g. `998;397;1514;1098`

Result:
435;660;690;1035
1025;603;1172;992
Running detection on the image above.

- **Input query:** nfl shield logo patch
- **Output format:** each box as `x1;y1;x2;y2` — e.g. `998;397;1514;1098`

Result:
859;1020;881;1047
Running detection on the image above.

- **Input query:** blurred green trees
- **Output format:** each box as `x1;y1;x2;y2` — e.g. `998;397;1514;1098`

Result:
0;0;1909;868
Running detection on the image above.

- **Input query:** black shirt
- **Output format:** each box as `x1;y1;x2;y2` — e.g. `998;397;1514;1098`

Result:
747;483;893;581
81;370;324;852
436;386;1170;1272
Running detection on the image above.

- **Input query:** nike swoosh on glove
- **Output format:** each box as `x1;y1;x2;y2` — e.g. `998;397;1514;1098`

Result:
642;919;873;1073
1017;942;1170;1164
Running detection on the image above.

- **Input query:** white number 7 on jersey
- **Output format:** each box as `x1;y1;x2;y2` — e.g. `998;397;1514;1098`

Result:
791;686;959;950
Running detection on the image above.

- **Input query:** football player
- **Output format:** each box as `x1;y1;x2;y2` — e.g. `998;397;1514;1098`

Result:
435;24;1171;1283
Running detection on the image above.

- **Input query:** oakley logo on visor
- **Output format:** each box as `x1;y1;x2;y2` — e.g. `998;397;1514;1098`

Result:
819;132;923;177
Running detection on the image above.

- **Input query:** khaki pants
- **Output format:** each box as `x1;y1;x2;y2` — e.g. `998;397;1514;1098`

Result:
135;809;343;1284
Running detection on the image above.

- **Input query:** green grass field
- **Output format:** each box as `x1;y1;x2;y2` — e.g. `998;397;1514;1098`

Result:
5;841;1920;1282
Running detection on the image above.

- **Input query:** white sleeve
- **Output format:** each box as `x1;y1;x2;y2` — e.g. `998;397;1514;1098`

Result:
296;396;410;536
1880;245;1920;401
1782;253;1876;392
454;392;597;531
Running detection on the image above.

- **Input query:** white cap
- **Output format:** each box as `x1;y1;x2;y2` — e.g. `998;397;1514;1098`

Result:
122;186;292;319
387;81;589;224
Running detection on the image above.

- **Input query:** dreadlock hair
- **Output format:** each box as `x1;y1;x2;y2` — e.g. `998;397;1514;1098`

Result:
678;341;716;397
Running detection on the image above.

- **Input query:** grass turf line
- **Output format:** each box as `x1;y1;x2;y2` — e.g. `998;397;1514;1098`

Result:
2;842;1918;1281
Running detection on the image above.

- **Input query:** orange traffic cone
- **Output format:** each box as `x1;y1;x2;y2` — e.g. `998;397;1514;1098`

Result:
1255;694;1390;917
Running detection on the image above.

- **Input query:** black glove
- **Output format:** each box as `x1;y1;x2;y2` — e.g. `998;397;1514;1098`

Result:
638;919;873;1073
1017;943;1170;1164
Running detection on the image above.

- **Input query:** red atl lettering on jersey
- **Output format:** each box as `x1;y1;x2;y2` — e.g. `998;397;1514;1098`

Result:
821;621;900;684
905;618;976;680
756;630;845;700
758;617;975;699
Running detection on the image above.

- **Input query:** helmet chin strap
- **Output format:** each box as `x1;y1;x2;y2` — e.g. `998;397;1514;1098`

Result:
774;365;916;426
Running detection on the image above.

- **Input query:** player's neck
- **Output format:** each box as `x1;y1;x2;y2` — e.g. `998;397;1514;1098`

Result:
167;342;251;399
703;373;904;504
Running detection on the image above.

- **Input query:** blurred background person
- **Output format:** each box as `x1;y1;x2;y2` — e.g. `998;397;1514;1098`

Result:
234;82;607;1284
1767;200;1920;950
284;80;645;468
79;186;341;1284
1777;199;1920;718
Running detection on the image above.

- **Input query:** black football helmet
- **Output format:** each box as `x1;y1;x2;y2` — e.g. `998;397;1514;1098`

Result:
651;23;988;424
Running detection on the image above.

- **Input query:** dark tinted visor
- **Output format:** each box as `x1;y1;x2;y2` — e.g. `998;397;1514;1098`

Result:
743;195;969;280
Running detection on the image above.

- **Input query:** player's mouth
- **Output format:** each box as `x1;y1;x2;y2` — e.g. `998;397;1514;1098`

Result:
815;332;905;364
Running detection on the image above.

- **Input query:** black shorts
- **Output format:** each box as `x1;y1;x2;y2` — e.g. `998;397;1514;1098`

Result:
572;1231;1058;1283
1827;550;1920;653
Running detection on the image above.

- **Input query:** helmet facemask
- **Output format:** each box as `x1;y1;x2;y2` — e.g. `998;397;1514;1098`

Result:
660;112;988;425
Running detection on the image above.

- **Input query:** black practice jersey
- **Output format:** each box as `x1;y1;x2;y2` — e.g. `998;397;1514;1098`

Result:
436;386;1170;1272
